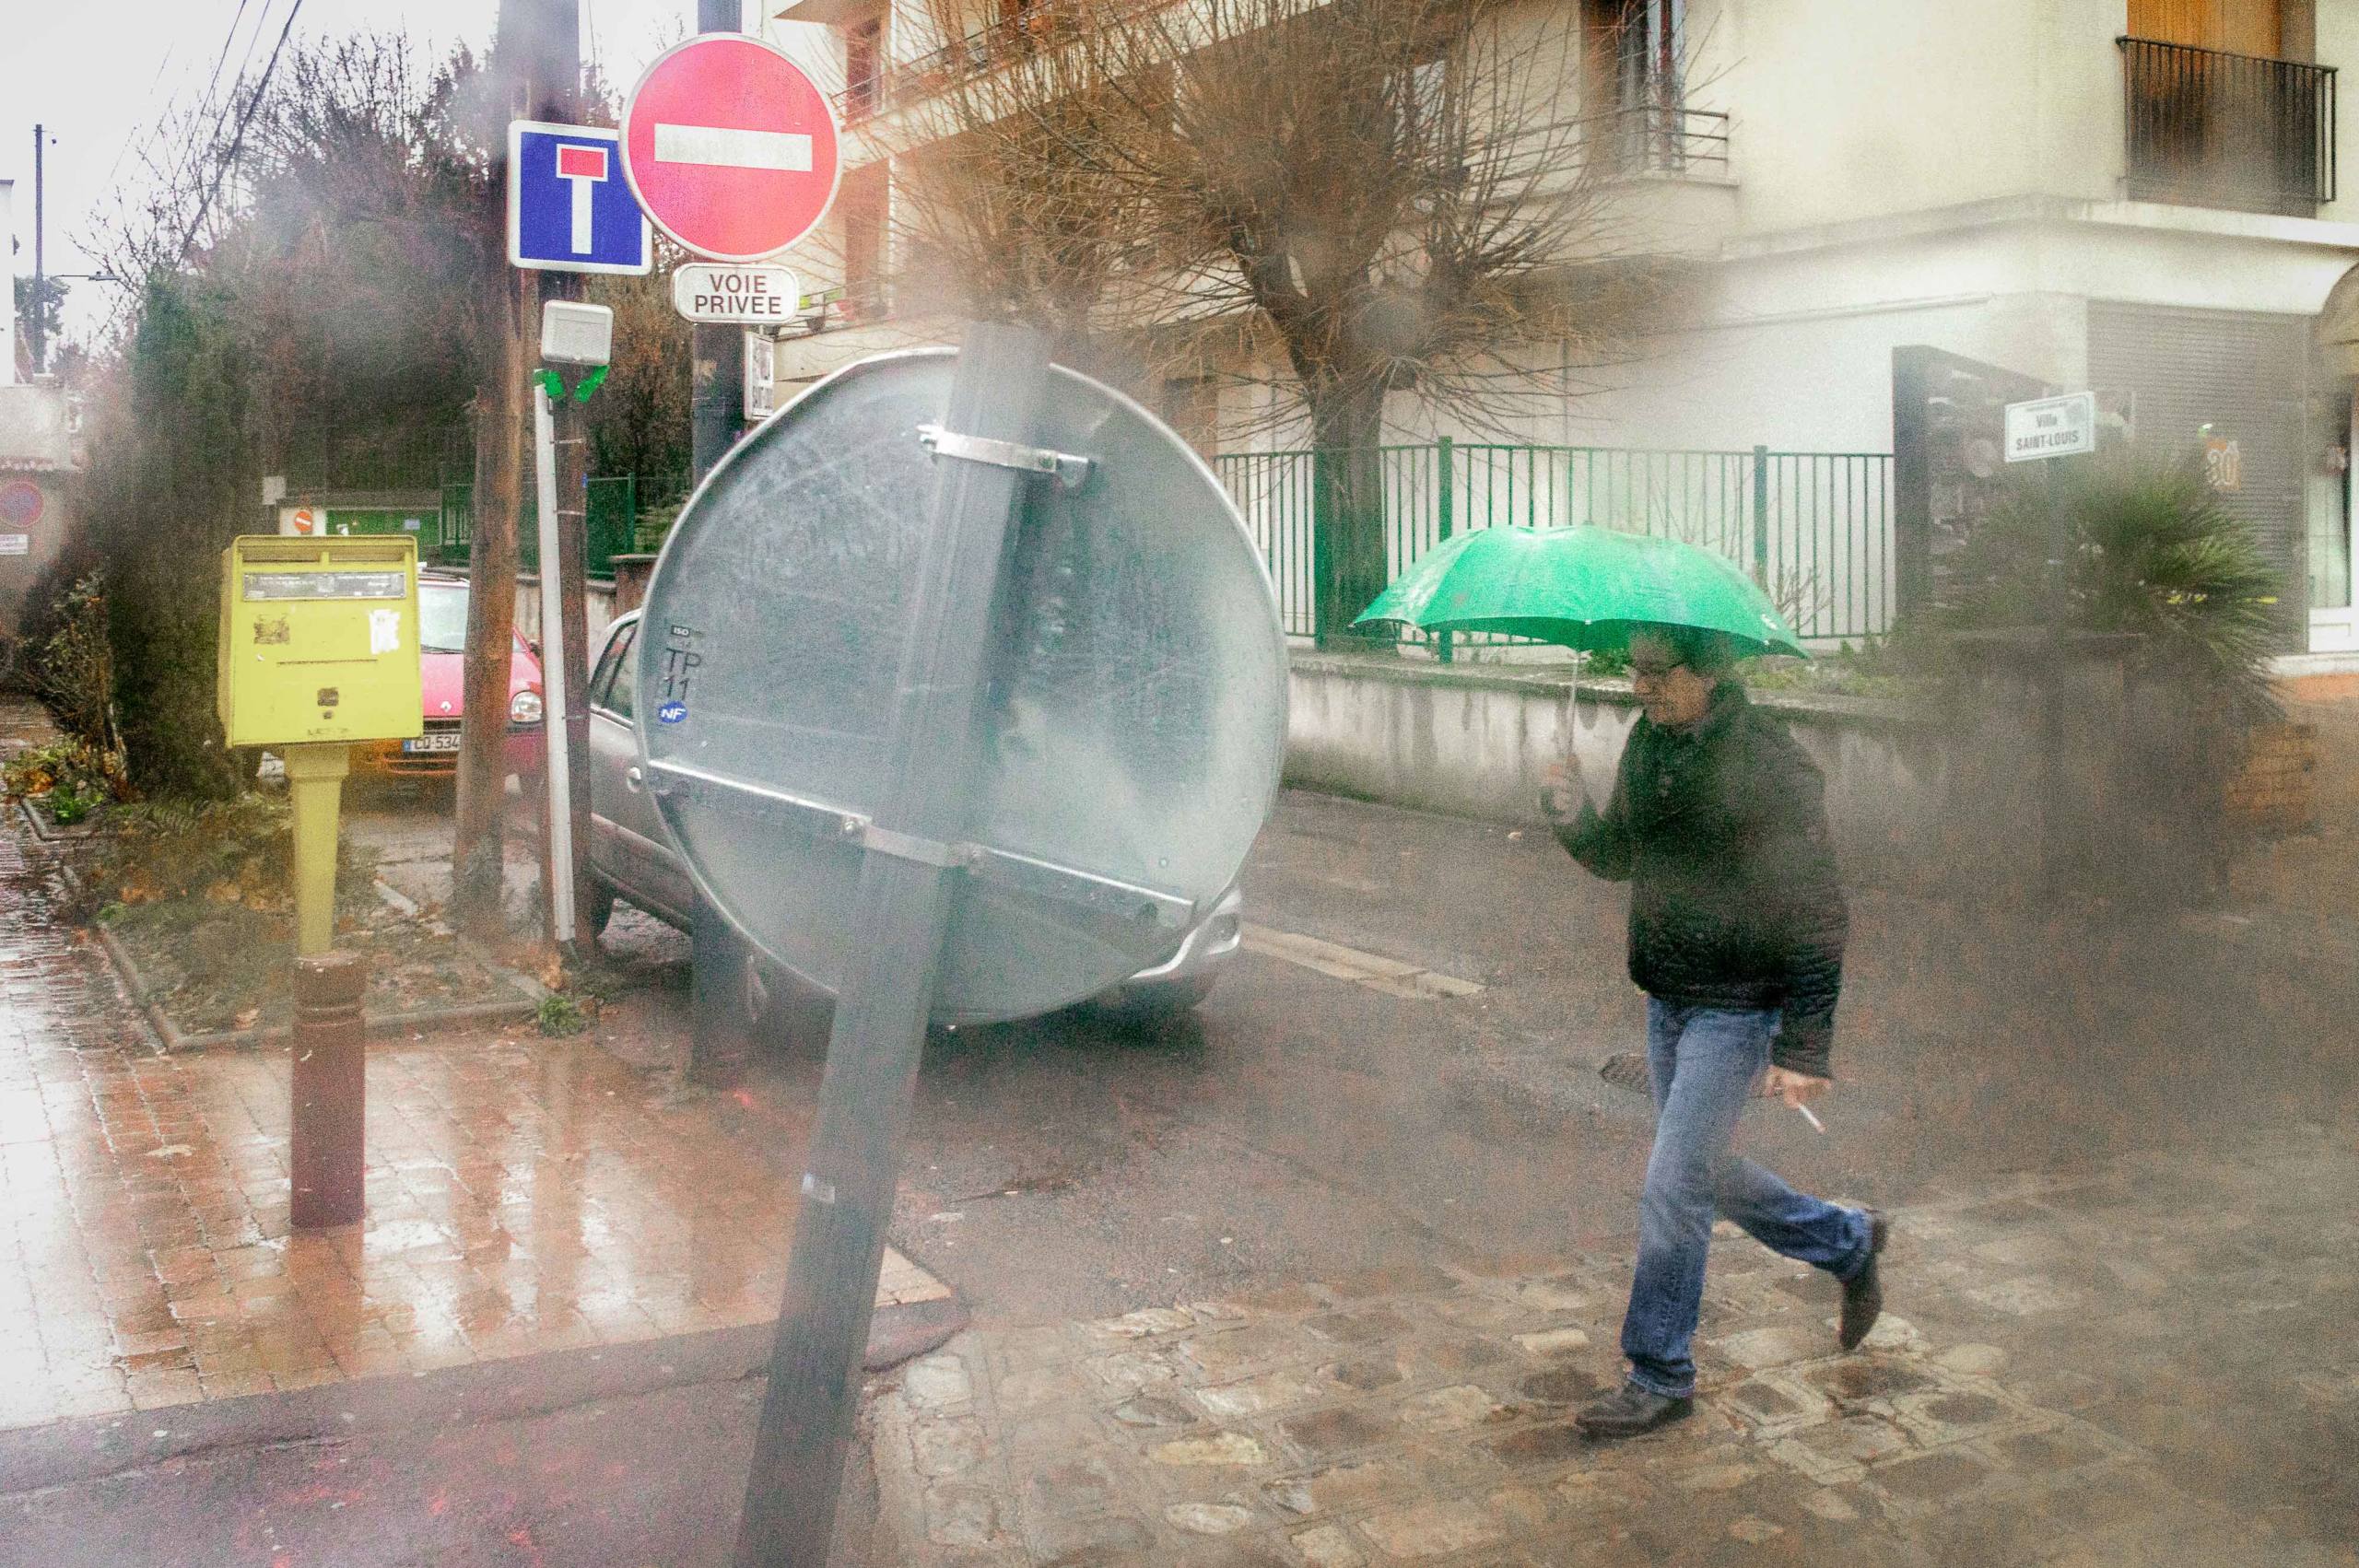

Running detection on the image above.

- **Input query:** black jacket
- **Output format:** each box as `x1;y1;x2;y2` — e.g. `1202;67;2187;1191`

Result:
1554;683;1848;1077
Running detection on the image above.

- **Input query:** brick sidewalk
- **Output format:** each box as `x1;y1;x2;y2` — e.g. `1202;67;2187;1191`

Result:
0;813;948;1431
869;1129;2359;1566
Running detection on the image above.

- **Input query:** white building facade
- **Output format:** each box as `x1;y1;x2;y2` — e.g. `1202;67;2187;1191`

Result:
757;0;2359;658
0;179;84;641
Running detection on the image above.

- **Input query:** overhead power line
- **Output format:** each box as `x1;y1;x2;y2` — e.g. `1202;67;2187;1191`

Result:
168;0;275;228
195;0;261;132
96;37;192;203
174;0;307;266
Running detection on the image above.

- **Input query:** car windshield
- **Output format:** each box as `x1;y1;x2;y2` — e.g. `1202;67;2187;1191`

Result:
419;583;469;653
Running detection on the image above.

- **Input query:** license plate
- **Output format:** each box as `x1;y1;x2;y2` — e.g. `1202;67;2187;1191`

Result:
402;733;462;754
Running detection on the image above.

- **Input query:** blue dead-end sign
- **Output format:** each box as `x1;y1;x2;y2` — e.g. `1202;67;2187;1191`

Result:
509;122;651;275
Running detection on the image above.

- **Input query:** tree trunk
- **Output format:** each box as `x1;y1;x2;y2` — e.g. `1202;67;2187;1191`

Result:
452;264;530;938
1309;380;1391;649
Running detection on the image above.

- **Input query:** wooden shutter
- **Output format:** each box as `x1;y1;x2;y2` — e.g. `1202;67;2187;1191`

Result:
2127;0;2282;56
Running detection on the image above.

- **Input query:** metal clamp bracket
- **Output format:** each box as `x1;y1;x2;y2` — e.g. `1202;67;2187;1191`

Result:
917;423;1093;492
644;757;1197;930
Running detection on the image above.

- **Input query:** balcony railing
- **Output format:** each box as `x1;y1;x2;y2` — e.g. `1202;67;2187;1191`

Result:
832;0;1109;122
1611;104;1729;179
781;277;895;335
2119;36;2336;216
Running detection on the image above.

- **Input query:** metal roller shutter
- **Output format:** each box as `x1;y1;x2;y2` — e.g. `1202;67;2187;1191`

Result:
2086;302;2311;645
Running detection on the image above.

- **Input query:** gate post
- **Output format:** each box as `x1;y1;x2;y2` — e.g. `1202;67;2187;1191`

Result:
1435;436;1455;665
1751;443;1771;589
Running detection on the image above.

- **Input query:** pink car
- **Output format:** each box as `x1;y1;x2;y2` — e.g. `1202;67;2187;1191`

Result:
356;573;546;783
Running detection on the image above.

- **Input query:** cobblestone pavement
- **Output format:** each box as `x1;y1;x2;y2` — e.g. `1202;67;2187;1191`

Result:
870;1127;2359;1567
0;818;945;1431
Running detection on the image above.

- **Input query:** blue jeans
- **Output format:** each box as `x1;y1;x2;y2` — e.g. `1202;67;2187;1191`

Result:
1620;1000;1872;1399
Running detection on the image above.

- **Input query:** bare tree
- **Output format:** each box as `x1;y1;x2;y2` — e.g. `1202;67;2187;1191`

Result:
892;0;1696;640
585;256;695;477
78;32;553;932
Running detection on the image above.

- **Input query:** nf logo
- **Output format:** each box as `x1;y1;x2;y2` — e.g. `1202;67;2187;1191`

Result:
657;700;688;726
509;122;651;275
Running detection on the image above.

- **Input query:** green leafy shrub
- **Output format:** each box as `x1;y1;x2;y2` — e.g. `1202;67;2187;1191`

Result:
46;787;97;825
3;737;130;819
536;993;592;1036
28;573;124;755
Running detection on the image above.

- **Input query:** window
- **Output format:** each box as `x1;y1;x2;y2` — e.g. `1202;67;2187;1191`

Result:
844;16;885;120
419;583;469;654
839;163;890;322
592;622;638;720
1161;377;1221;458
2318;389;2353;612
1588;0;1686;171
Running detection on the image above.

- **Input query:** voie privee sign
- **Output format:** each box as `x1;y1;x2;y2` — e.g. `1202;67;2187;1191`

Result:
672;263;802;325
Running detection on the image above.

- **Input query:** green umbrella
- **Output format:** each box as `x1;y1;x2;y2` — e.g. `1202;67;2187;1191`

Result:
1352;525;1809;659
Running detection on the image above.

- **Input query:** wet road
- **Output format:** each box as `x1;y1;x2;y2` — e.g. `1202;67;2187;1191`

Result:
607;785;2359;1330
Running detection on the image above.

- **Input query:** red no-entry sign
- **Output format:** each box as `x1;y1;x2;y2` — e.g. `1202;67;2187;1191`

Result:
621;35;842;264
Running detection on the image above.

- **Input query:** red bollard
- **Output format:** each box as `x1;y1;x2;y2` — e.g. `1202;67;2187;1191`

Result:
290;951;368;1230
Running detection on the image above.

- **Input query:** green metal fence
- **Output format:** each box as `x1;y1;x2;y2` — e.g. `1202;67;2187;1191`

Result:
435;474;691;578
430;441;1893;644
1214;439;1895;646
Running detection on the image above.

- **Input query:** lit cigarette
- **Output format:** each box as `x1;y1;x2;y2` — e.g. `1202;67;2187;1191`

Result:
1793;1102;1826;1133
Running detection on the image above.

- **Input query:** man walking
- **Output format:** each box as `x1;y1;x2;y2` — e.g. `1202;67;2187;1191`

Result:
1544;626;1886;1441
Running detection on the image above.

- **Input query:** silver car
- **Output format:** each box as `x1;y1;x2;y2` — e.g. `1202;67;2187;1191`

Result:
581;610;1244;1021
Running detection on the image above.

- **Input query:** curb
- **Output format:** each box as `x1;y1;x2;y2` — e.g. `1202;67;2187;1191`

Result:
95;919;546;1054
0;1294;968;1498
12;796;102;844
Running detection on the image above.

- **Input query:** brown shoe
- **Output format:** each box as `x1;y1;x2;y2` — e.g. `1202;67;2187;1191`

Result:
1838;1210;1889;1352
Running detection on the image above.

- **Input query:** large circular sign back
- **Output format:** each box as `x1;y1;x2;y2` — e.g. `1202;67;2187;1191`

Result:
637;350;1287;1024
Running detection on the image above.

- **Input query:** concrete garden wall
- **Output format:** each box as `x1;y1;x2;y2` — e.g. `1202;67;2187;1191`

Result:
1284;651;1948;885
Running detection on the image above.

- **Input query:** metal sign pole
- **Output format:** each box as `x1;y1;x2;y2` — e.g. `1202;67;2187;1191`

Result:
729;323;1052;1567
533;375;579;947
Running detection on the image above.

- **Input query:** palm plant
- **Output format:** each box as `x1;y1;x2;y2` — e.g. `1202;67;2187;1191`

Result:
1940;452;2284;718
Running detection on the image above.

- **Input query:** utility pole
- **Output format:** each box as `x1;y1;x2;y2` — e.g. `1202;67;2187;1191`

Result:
30;124;46;376
689;0;746;486
456;0;583;938
686;0;761;1080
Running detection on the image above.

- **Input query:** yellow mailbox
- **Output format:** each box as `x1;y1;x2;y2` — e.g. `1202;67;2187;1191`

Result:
218;536;423;745
218;536;423;954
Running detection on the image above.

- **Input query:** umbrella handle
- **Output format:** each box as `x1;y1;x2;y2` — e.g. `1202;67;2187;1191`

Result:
1566;650;1586;762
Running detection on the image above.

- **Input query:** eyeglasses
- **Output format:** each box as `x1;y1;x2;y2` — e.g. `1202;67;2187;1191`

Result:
1628;661;1686;682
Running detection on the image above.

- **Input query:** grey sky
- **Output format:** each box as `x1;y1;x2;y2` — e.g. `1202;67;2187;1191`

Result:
4;0;695;341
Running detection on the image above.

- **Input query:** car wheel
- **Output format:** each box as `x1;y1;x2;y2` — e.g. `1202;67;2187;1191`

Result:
1096;973;1216;1024
581;878;617;940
